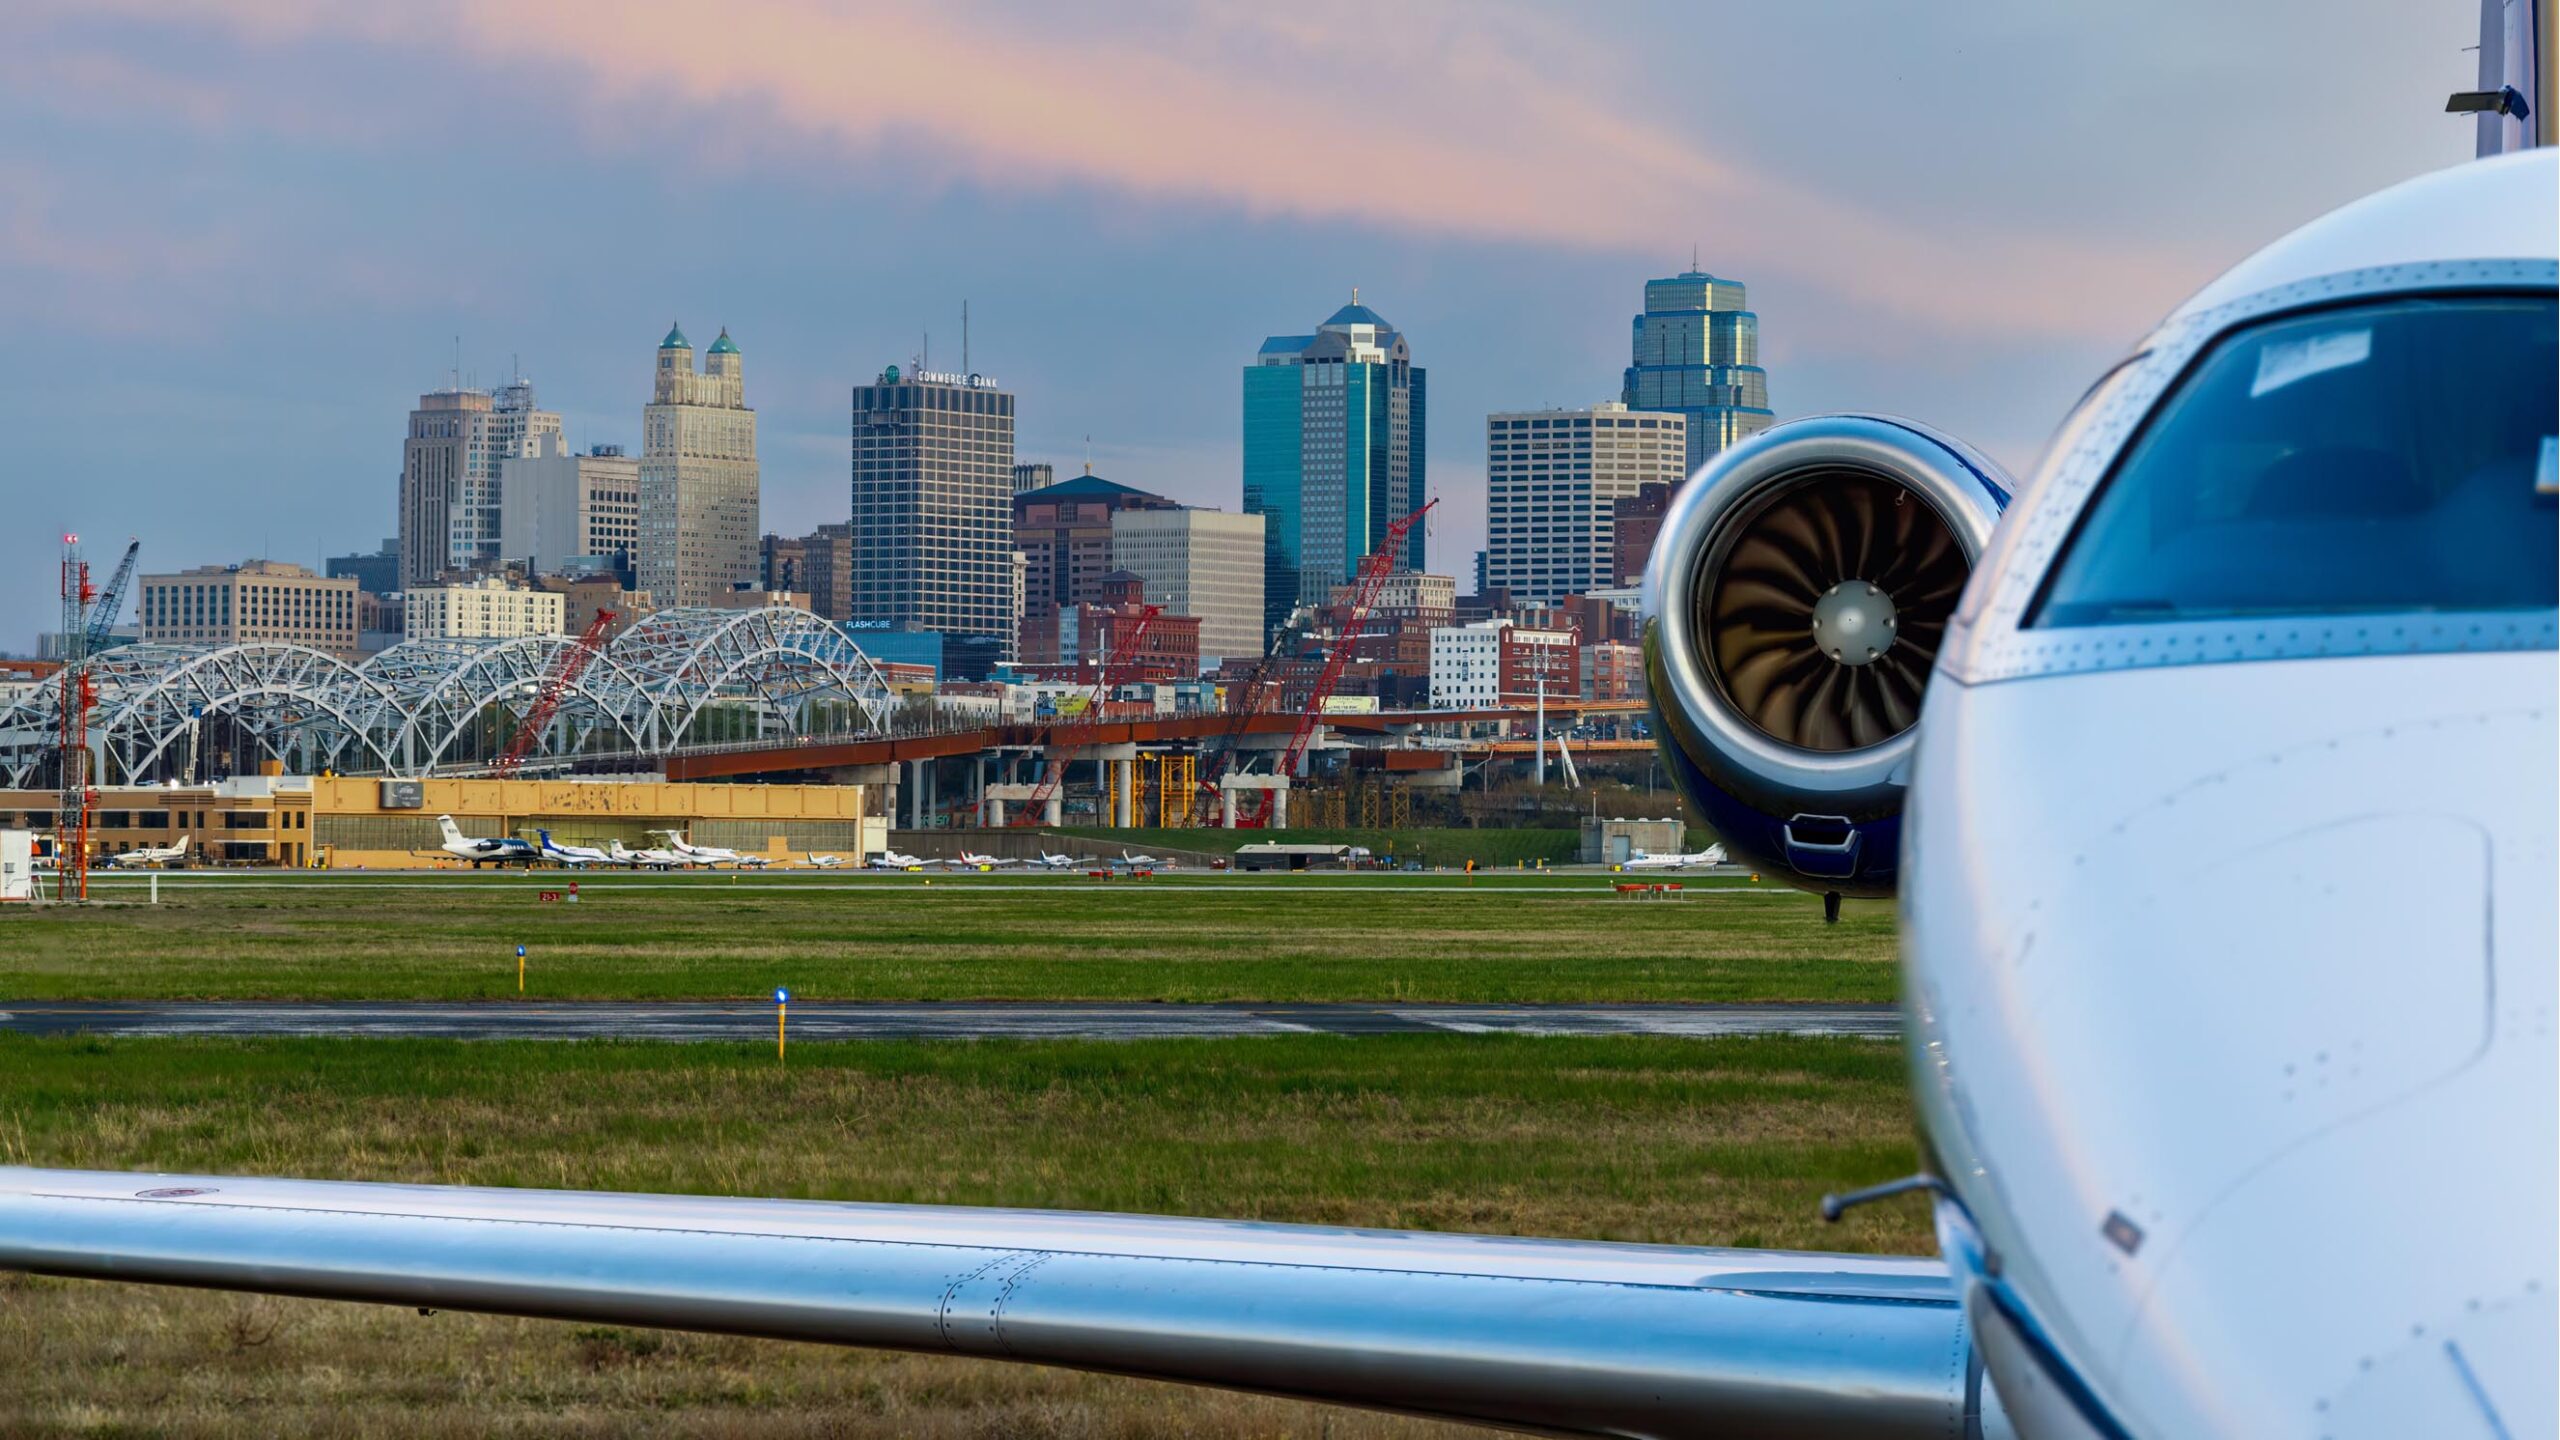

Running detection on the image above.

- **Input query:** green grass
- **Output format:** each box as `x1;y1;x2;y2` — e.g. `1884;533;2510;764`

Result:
0;1033;1925;1438
6;875;1898;1003
1056;825;1582;866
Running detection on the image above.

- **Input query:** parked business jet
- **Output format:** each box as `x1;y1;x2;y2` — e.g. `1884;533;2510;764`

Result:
536;831;612;868
651;830;749;868
2;101;2551;1440
1622;844;1728;872
866;848;927;871
607;839;683;871
434;815;538;868
99;835;188;869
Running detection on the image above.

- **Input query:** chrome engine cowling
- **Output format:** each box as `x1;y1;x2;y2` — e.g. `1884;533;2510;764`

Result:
1643;416;2012;897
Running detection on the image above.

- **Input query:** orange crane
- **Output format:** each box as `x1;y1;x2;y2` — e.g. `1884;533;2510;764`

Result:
491;609;616;776
1009;603;1162;826
1233;500;1435;828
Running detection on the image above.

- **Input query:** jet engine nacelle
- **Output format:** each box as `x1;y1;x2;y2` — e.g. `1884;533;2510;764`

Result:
1643;416;2012;897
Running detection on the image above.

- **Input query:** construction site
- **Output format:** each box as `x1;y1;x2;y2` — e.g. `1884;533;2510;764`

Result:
7;515;1670;885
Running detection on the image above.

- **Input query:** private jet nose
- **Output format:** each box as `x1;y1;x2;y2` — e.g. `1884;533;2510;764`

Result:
1905;652;2558;1437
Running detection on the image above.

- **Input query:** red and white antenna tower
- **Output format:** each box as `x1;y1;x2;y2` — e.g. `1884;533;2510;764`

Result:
56;534;96;901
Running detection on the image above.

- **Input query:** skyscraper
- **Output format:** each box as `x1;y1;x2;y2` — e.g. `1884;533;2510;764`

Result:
1621;268;1773;476
499;436;640;578
1108;506;1267;668
639;324;760;608
1244;295;1425;630
398;380;560;591
1011;471;1177;663
847;364;1016;675
1485;402;1687;605
759;524;853;621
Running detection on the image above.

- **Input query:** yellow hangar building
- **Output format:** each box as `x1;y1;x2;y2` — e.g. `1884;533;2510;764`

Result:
0;772;883;869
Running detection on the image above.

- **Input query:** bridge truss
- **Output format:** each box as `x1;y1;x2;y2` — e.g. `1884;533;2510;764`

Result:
0;607;899;787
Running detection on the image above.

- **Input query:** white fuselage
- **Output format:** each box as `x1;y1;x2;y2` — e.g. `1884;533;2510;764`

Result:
1907;650;2556;1437
656;834;745;867
102;837;188;868
1893;149;2559;1438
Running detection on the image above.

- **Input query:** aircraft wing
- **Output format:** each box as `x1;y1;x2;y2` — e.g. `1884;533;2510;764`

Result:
0;1167;1984;1439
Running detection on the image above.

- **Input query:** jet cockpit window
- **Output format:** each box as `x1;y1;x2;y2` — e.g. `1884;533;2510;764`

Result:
2031;296;2558;627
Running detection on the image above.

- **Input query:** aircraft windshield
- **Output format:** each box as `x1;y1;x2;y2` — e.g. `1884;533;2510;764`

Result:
2033;295;2558;627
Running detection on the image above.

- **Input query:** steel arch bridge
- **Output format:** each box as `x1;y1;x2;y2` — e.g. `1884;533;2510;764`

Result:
0;607;899;786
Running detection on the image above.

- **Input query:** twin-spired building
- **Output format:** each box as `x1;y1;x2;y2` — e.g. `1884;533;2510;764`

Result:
1244;298;1426;630
639;324;760;608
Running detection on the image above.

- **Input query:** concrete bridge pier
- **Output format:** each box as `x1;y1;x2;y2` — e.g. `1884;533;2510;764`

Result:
981;781;1060;829
1218;773;1289;829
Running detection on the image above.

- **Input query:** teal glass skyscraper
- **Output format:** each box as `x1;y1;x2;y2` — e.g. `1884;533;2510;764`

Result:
1244;297;1426;632
1621;268;1773;477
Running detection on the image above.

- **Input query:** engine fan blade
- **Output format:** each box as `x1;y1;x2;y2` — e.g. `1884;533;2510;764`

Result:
1704;473;1967;752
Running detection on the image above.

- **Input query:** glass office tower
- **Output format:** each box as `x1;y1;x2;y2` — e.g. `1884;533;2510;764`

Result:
1244;298;1426;633
1621;269;1773;477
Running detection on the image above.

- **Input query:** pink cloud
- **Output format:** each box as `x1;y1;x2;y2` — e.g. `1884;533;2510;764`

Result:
28;0;2215;344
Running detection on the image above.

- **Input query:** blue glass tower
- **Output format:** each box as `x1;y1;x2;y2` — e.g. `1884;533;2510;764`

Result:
1621;269;1773;477
1244;297;1426;633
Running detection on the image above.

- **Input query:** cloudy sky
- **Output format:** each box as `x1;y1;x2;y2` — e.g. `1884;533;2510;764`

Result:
1;0;2485;647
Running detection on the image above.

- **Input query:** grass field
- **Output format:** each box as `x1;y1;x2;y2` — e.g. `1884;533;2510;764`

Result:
1053;826;1583;867
6;874;1898;1003
0;1033;1925;1438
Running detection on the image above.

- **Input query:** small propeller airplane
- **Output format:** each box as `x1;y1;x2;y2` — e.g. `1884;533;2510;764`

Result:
98;835;189;869
803;852;847;870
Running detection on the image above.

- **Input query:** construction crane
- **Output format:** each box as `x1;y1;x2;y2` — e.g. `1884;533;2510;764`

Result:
490;609;616;776
1234;499;1435;828
1010;603;1162;827
1182;603;1309;826
85;540;138;653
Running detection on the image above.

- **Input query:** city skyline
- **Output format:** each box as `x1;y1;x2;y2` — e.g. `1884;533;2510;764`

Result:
1;0;2486;648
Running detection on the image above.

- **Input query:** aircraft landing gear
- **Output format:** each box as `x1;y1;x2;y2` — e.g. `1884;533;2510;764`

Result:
1823;891;1842;925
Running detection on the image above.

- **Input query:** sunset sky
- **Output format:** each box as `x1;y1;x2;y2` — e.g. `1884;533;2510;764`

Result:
2;0;2483;644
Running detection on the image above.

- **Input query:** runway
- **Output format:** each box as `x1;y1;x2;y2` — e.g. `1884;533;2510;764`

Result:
0;1001;1900;1042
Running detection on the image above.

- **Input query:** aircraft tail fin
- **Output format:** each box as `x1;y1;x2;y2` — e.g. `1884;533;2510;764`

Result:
437;815;465;846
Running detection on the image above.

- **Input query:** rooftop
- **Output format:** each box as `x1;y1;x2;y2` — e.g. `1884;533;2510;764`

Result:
1322;301;1393;330
1015;474;1171;507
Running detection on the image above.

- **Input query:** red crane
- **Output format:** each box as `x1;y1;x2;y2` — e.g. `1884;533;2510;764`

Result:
1234;500;1435;828
491;609;616;776
1009;603;1163;827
